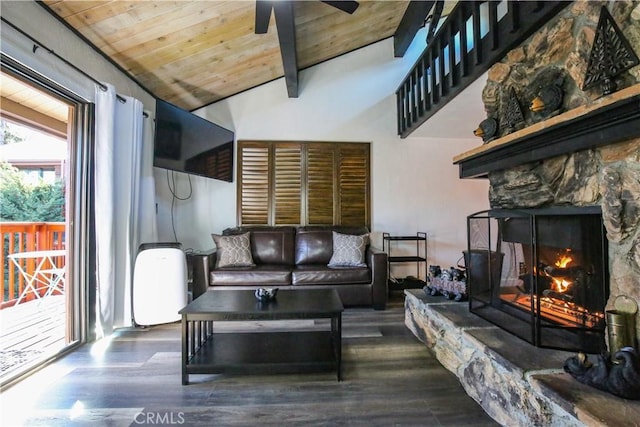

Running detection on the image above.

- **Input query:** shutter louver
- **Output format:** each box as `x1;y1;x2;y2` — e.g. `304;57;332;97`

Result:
307;144;335;225
239;144;269;224
338;144;369;226
274;144;302;225
238;141;369;228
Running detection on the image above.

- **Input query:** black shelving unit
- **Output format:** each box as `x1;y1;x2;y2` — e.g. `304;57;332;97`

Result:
383;232;427;290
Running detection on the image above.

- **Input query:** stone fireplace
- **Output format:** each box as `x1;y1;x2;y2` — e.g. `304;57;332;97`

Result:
405;2;640;425
456;0;640;352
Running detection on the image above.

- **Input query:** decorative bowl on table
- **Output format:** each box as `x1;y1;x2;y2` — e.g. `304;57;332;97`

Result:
255;287;278;303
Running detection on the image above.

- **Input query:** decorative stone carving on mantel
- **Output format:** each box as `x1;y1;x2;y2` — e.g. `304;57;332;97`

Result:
529;73;565;119
583;5;640;96
503;87;526;134
476;66;571;142
473;117;498;144
464;1;640;163
454;84;640;179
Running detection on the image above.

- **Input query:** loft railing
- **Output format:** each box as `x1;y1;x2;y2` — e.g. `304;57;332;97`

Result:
1;222;65;308
396;1;571;138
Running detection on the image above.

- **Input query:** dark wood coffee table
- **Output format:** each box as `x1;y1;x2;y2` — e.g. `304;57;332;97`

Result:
179;288;344;385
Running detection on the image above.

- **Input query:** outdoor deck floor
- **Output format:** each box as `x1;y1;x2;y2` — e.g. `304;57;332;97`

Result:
0;295;66;381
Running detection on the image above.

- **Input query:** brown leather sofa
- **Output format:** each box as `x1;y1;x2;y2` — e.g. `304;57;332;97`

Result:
192;225;388;310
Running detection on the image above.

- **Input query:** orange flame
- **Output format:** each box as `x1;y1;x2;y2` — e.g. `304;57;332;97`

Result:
552;251;573;292
553;278;571;293
555;254;573;268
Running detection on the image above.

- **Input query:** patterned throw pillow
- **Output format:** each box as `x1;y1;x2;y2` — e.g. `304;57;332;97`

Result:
328;231;369;267
212;232;255;268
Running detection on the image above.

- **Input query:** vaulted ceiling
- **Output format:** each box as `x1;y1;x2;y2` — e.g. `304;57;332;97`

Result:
39;1;458;111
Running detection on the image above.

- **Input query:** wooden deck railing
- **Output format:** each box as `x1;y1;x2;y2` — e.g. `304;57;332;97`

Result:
1;222;65;309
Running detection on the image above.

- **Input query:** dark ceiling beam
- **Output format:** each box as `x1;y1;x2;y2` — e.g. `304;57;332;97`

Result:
273;1;299;98
255;0;272;34
393;0;435;57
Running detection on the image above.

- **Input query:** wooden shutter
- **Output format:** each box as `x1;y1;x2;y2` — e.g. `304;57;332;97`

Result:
306;143;335;225
237;141;370;227
273;143;302;225
337;144;369;226
238;143;270;224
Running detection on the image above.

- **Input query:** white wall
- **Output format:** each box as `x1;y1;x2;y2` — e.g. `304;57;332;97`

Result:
157;28;490;273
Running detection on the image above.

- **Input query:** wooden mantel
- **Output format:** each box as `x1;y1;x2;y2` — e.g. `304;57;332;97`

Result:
453;84;640;179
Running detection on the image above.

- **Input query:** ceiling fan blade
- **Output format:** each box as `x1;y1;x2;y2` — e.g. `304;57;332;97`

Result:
321;1;359;14
255;0;273;34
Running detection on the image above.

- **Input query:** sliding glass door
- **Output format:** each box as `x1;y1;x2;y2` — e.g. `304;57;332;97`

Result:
0;59;93;388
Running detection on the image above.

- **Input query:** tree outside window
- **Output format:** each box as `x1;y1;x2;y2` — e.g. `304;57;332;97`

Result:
0;120;65;222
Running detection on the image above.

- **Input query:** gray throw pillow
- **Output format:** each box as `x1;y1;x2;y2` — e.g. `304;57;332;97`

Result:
328;231;368;267
212;232;255;268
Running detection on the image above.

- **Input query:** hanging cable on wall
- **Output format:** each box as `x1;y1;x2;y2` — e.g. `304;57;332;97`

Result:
166;170;193;243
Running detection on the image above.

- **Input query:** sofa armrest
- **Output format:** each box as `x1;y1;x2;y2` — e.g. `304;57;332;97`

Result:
367;246;388;310
188;250;216;299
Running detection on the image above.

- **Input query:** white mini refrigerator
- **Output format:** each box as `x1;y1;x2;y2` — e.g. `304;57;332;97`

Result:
132;242;188;326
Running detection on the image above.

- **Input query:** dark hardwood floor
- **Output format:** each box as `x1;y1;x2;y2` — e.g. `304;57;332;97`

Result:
0;292;498;426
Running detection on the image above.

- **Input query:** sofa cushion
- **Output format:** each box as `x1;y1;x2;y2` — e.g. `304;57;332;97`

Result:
210;265;292;286
292;265;371;285
328;231;369;267
211;232;255;268
294;229;334;265
223;226;295;265
295;226;370;266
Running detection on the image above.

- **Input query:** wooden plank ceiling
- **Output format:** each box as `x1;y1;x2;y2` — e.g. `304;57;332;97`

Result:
39;1;456;111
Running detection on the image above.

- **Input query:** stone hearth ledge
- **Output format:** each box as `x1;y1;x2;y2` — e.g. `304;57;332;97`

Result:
404;289;640;426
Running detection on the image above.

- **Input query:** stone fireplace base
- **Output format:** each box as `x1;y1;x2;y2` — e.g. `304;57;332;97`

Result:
404;289;640;426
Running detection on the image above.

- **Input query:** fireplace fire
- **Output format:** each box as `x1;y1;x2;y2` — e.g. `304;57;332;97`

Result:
466;207;609;353
512;248;605;330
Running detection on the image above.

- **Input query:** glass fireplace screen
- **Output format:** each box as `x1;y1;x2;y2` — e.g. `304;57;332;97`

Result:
466;207;609;353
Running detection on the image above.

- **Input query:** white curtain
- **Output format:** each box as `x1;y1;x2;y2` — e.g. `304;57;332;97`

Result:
95;83;157;338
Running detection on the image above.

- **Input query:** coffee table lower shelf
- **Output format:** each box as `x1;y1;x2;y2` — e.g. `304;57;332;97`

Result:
183;331;340;384
179;289;344;385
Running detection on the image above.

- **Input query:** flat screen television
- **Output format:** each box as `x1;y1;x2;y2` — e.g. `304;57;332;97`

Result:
153;99;234;182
